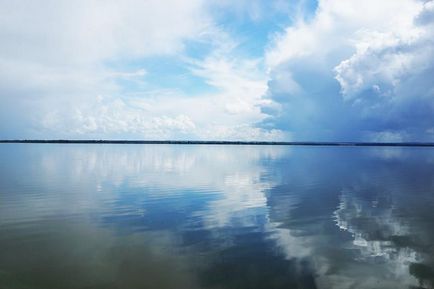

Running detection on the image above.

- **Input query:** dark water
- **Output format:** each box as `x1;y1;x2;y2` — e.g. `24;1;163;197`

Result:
1;144;434;289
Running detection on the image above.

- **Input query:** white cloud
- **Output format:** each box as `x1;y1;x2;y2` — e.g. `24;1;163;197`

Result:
266;0;422;69
334;18;433;101
0;0;284;140
0;0;210;138
0;0;208;64
334;32;416;98
38;85;283;140
3;0;431;141
262;0;434;141
189;51;268;120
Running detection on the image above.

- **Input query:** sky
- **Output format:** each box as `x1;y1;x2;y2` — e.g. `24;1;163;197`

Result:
0;0;433;141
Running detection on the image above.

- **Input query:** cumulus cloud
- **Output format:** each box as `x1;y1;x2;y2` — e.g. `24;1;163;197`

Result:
0;0;280;140
38;89;283;141
262;0;434;141
2;0;432;141
32;53;280;140
0;0;206;138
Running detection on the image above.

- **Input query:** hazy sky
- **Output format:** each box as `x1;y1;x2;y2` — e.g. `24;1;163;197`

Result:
0;0;433;141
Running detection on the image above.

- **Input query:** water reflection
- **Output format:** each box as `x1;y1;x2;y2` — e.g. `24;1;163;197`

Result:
1;144;434;289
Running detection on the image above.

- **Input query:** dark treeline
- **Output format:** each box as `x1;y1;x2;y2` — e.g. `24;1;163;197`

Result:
1;140;434;147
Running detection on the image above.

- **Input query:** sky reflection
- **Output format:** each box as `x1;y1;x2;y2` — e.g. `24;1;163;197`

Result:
1;144;434;288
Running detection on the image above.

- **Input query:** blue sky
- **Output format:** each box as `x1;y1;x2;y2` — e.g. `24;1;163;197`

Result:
0;0;433;141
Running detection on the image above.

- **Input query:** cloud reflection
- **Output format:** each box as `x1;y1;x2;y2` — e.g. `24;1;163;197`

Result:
1;145;434;288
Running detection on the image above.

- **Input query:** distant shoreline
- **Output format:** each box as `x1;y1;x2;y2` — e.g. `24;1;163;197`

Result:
1;140;434;147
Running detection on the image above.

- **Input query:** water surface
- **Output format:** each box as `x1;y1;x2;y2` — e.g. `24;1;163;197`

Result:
1;144;434;289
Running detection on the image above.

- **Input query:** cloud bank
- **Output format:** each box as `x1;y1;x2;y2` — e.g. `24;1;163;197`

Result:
0;0;433;141
0;0;279;140
261;0;434;141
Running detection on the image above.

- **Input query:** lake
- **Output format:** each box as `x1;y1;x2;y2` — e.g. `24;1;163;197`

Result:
1;144;434;289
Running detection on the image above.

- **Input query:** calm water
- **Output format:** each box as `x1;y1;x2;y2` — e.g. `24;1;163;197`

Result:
1;144;434;289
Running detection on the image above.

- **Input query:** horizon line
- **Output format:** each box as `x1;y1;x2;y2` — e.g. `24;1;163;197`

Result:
1;140;434;147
